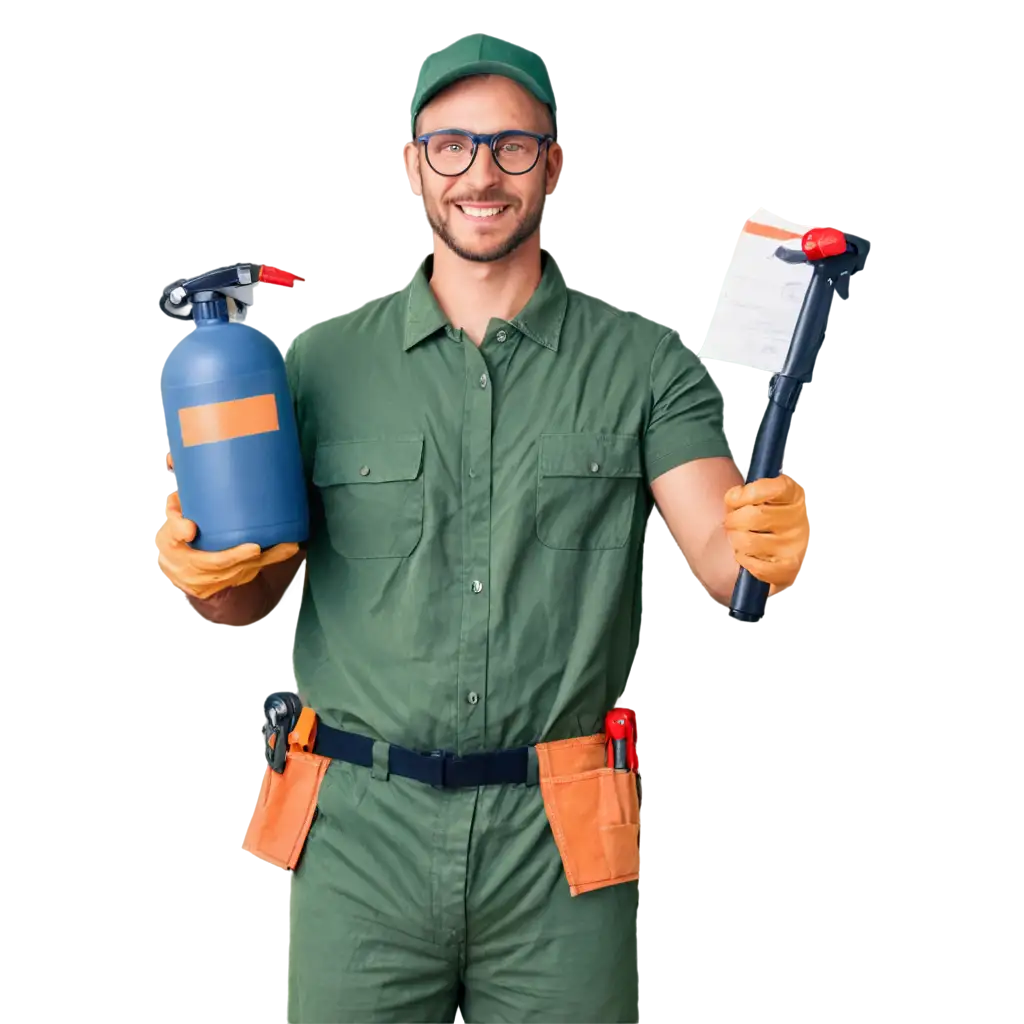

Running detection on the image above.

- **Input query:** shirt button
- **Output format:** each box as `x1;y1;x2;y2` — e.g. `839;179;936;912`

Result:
479;373;488;388
471;580;483;594
467;691;479;705
590;461;600;473
359;465;370;476
496;329;507;343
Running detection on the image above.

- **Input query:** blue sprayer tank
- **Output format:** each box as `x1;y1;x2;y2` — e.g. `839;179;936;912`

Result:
159;262;309;551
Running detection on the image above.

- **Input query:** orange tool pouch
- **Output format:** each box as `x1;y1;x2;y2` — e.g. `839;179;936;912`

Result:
536;730;641;897
242;707;331;870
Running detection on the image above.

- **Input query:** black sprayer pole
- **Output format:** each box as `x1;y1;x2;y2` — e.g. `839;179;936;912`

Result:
729;237;864;622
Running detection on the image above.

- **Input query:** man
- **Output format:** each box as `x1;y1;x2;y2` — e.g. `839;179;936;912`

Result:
156;33;809;1024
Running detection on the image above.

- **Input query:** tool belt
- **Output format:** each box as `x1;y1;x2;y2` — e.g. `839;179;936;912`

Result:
243;693;641;896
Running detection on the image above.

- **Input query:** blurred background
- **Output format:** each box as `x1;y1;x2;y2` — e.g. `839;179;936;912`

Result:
2;1;1020;1021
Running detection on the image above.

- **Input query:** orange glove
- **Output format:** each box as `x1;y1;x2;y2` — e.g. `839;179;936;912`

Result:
723;474;808;595
157;453;300;600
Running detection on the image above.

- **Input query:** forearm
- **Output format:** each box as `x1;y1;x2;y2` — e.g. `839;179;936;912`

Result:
696;524;741;606
185;550;307;626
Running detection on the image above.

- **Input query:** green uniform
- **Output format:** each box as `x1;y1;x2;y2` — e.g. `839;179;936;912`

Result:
283;249;731;1022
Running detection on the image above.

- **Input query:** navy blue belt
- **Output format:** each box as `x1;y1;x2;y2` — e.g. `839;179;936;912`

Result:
312;720;537;788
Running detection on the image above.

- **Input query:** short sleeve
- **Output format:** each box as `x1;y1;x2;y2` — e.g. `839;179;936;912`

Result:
284;332;314;485
643;330;733;485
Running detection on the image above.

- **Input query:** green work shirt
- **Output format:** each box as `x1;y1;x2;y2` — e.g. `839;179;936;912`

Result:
284;249;732;754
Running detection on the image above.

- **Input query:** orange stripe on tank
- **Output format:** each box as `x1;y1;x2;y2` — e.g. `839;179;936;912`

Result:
741;220;802;241
179;393;280;447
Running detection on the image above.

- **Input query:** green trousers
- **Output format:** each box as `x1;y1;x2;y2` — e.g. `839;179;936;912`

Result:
288;758;639;1023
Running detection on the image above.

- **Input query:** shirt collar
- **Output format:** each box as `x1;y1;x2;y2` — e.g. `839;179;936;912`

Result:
403;249;567;352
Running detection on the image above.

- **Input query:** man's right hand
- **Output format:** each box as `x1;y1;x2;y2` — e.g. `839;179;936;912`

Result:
150;485;299;598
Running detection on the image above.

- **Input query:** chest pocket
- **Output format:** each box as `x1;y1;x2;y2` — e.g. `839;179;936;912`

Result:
536;433;642;550
313;437;424;558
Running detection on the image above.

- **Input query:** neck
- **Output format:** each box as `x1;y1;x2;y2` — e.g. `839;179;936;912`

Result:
428;235;543;346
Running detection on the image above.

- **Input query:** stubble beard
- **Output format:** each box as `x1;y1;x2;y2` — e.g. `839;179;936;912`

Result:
425;190;546;263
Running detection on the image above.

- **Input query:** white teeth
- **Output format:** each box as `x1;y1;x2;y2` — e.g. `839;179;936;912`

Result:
459;205;505;218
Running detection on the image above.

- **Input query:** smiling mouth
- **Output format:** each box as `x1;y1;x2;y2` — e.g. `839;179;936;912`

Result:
454;203;510;219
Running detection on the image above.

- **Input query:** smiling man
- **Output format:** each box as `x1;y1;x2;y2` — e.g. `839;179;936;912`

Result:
414;95;548;264
156;31;809;1024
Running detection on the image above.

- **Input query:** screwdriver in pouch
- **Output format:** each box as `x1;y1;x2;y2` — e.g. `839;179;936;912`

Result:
604;708;638;771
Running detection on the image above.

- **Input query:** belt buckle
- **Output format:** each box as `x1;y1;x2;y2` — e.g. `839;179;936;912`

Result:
427;749;448;789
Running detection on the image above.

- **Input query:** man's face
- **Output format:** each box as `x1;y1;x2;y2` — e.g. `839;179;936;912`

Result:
404;75;562;263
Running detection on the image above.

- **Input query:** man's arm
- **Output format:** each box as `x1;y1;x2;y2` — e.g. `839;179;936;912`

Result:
186;549;307;626
651;456;745;606
643;328;745;605
642;330;809;607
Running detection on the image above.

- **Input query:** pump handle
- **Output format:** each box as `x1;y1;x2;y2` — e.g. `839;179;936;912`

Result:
159;262;304;321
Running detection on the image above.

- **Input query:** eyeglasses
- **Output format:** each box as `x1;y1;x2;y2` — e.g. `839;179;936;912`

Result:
415;128;554;176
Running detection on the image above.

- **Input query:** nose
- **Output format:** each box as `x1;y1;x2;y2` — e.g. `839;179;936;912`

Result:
464;141;504;190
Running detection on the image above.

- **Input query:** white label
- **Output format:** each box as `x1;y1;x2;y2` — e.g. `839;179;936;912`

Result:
699;207;814;374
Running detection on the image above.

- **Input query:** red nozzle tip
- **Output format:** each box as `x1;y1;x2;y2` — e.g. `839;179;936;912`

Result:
802;228;847;260
258;265;305;287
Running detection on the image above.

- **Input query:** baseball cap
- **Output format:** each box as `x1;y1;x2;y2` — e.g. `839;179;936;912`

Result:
410;33;557;140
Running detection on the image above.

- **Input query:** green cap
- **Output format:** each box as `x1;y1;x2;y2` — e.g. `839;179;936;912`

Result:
411;33;557;140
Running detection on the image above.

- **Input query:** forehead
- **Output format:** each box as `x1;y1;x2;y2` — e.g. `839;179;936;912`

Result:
419;75;547;132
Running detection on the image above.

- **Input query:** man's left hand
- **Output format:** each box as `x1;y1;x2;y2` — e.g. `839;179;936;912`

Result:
723;474;809;596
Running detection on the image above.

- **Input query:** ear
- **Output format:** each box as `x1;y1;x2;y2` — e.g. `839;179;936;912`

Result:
544;142;564;195
403;141;424;196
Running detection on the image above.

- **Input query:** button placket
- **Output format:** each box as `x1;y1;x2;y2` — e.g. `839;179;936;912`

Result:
455;339;493;752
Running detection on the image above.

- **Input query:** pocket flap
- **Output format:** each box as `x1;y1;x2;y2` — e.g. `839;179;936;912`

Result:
313;437;424;486
539;433;641;479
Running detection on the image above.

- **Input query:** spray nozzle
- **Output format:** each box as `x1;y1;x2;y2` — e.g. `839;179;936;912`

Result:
258;265;304;287
160;263;305;321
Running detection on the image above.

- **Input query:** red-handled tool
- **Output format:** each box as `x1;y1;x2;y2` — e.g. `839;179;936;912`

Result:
604;708;638;772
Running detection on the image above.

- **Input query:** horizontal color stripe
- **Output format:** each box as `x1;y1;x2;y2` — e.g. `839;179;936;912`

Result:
741;220;802;241
634;708;1024;770
179;393;279;447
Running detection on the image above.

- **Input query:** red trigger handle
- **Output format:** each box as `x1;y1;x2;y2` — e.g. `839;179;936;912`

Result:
801;228;847;260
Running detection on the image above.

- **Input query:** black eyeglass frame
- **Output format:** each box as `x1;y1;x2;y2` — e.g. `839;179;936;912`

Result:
414;128;555;176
